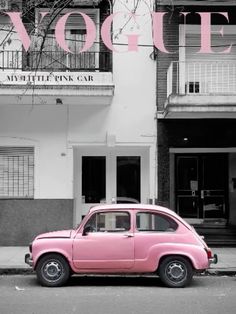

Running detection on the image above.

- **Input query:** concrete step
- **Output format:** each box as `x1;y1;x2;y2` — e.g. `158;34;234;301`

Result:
194;225;236;246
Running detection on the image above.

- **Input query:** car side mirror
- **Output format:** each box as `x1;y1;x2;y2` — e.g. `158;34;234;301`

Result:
82;225;92;236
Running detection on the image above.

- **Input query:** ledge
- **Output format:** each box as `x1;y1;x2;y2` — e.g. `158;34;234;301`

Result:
0;71;114;105
161;94;236;118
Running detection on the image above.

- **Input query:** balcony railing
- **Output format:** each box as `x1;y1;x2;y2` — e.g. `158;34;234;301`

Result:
0;50;112;72
167;61;236;97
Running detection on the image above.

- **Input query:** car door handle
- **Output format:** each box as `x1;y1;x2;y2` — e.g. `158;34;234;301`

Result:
201;190;204;199
124;233;134;238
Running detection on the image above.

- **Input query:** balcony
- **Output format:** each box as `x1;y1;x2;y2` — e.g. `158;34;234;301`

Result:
163;61;236;118
0;50;112;72
0;50;114;106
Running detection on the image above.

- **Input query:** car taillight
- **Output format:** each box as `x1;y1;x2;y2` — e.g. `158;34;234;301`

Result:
205;248;212;259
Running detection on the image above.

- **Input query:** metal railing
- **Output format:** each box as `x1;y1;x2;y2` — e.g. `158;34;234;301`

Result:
0;50;112;72
167;61;236;97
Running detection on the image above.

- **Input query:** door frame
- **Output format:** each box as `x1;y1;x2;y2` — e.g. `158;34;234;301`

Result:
73;146;150;225
170;150;229;223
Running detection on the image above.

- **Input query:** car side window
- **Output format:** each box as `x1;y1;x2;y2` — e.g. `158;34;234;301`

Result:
84;211;131;232
136;212;178;232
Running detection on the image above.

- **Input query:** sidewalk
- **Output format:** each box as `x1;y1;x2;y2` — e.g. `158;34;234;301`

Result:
0;247;235;275
207;247;236;275
0;247;32;274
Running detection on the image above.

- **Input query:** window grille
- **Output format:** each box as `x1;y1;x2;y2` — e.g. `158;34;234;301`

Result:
0;147;34;198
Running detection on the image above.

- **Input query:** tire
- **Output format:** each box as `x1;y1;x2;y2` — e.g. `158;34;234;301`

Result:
36;254;70;287
158;256;193;288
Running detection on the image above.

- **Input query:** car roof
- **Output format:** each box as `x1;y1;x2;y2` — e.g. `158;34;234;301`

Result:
89;203;172;213
88;204;192;230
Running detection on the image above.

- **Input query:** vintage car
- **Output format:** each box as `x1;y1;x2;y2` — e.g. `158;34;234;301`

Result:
25;204;217;288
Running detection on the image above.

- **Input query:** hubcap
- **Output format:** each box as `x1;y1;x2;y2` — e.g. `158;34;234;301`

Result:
42;260;63;282
166;261;186;282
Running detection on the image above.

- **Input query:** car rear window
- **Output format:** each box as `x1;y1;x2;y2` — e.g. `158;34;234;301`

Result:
136;212;178;232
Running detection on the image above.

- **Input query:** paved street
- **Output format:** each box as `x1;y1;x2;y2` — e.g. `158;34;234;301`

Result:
0;275;236;314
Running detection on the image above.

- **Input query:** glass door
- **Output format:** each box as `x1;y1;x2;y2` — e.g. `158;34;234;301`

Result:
175;154;228;220
202;155;227;219
176;156;199;218
75;147;148;223
82;156;106;205
116;156;140;204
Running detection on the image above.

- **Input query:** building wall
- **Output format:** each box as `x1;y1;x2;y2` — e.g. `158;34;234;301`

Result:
0;106;74;245
0;105;73;199
156;3;236;233
0;2;156;198
156;6;180;112
0;1;156;244
0;199;73;246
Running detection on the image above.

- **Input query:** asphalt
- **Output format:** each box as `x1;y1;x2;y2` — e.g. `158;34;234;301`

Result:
0;247;235;275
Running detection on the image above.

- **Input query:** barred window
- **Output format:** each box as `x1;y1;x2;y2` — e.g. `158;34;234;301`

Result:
0;147;34;198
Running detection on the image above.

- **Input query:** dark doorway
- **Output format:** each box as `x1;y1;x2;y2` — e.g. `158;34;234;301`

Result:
175;154;228;220
116;156;141;203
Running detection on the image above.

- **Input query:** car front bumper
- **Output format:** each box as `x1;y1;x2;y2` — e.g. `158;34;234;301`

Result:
25;253;33;267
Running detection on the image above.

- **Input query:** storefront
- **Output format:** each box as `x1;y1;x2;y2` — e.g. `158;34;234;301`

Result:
158;119;236;227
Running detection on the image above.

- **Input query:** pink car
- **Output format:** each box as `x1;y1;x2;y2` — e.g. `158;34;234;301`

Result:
25;204;217;288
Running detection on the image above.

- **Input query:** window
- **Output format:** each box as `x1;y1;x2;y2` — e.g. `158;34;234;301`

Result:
117;156;141;203
85;211;130;232
82;156;106;203
136;212;178;232
0;147;34;198
31;8;99;71
186;82;200;94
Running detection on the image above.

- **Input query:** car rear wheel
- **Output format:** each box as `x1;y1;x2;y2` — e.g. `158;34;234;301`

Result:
159;256;193;288
36;254;70;287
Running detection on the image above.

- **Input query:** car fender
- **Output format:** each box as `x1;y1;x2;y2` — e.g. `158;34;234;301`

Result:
148;243;209;271
32;238;73;269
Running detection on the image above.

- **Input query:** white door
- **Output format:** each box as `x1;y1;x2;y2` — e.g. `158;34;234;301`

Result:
74;147;149;223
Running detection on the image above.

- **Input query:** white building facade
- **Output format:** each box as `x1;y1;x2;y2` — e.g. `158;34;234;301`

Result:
0;0;156;245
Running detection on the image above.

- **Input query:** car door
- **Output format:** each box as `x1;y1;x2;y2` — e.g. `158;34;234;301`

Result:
72;211;135;270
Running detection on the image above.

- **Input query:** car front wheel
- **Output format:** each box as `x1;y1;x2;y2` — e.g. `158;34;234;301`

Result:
159;256;193;288
36;253;70;287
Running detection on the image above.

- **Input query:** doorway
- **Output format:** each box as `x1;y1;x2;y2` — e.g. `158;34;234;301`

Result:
74;147;149;222
175;154;228;220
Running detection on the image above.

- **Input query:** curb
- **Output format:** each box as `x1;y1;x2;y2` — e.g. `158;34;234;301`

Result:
0;268;33;275
206;269;236;276
0;268;236;276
